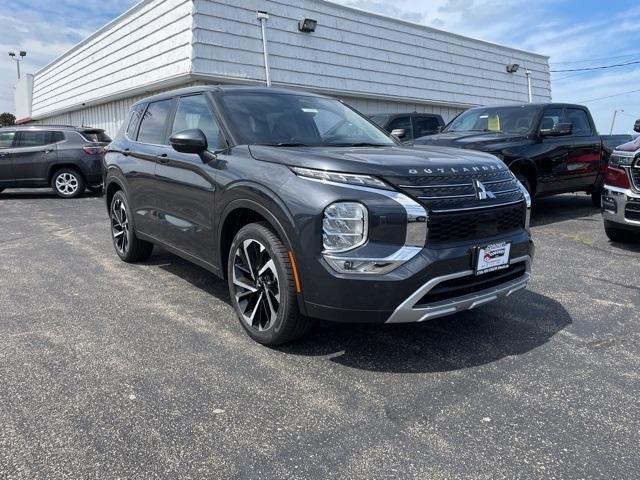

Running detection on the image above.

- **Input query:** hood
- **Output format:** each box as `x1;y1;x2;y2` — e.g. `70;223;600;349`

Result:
413;131;528;151
615;136;640;153
247;145;505;177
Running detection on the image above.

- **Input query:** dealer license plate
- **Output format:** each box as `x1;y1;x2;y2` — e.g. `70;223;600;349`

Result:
476;241;511;275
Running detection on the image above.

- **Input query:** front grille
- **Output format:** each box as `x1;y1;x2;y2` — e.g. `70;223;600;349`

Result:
384;168;526;244
625;200;640;221
415;262;527;306
631;164;640;190
428;203;525;243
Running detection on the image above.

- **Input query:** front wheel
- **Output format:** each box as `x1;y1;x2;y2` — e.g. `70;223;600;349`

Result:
110;190;153;262
227;222;314;345
52;169;85;198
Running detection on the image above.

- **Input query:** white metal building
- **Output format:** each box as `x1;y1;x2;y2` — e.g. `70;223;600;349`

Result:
15;0;551;137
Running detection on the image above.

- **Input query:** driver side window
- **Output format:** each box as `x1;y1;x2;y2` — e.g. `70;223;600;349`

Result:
172;95;225;150
541;108;563;131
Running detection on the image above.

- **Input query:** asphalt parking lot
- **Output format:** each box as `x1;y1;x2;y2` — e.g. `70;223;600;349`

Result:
1;190;639;480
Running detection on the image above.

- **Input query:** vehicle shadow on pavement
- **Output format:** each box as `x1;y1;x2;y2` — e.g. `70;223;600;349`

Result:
279;290;572;373
0;190;103;200
530;194;599;227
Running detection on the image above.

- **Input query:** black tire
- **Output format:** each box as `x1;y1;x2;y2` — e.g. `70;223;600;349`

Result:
0;188;4;193
515;174;532;196
87;185;103;194
604;222;637;243
51;168;85;198
110;190;153;262
590;188;602;208
227;222;314;345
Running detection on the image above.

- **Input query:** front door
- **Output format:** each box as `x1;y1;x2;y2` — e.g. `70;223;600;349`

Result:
0;130;16;187
12;130;58;185
562;107;602;192
153;94;221;265
535;107;570;195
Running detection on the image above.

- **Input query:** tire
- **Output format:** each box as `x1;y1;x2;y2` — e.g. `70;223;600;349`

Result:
51;168;85;198
590;188;602;208
227;222;314;345
515;174;532;196
87;185;103;194
110;190;153;262
0;188;4;193
604;222;638;243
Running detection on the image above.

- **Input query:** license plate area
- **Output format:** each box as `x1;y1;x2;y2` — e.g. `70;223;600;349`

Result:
475;241;511;275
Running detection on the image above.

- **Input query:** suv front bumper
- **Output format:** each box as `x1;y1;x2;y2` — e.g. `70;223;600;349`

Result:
602;185;640;230
302;232;533;323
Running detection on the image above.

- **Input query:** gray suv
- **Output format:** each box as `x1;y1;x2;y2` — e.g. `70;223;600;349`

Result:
0;125;110;198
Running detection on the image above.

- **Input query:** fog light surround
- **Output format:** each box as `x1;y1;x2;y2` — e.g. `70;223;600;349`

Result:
322;202;368;253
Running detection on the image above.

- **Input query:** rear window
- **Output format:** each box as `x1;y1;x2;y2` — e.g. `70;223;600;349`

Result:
80;130;111;143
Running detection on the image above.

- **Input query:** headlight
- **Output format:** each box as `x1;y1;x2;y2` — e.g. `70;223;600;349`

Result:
291;166;390;189
323;202;368;252
609;153;636;167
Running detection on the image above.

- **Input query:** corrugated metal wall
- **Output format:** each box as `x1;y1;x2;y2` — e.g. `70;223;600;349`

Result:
192;0;550;106
31;0;193;120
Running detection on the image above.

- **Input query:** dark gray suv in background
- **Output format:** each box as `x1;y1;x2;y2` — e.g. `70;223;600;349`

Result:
0;125;110;198
104;86;533;345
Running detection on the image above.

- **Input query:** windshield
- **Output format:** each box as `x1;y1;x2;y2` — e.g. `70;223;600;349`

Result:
218;93;395;147
446;105;541;134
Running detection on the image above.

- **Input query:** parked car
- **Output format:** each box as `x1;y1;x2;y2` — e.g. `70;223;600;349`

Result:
369;113;444;143
104;86;533;345
413;103;630;206
0;125;110;198
601;121;640;242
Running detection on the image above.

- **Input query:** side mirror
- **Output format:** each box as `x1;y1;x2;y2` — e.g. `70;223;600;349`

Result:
170;129;207;154
634;119;640;133
391;128;406;139
541;122;573;137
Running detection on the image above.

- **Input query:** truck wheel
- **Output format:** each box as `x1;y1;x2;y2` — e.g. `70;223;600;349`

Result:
227;222;314;345
590;189;602;208
515;174;532;196
110;190;153;262
51;168;85;198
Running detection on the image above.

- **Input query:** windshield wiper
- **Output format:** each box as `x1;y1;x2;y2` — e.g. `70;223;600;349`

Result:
256;142;311;147
326;142;390;147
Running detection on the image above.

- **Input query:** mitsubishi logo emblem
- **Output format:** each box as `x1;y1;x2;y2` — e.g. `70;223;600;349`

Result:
473;179;496;200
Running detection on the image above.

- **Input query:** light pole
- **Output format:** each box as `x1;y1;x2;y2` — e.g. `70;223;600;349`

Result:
8;50;26;79
610;109;623;134
257;11;271;87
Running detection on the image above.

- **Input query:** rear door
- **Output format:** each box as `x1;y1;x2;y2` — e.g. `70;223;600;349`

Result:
562;107;602;191
12;130;59;185
0;130;16;187
153;93;220;264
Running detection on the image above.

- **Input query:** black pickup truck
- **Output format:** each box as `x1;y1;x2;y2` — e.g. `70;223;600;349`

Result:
413;103;632;206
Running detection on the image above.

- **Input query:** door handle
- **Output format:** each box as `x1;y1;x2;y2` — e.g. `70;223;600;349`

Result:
156;153;170;164
42;149;53;154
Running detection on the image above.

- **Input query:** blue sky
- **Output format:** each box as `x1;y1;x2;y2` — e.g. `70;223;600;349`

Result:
2;0;640;133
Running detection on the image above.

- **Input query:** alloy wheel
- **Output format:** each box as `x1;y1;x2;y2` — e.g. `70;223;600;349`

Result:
232;239;281;332
111;198;129;254
55;172;79;196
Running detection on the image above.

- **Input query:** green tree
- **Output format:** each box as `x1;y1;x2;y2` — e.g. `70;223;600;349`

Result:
0;112;15;127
